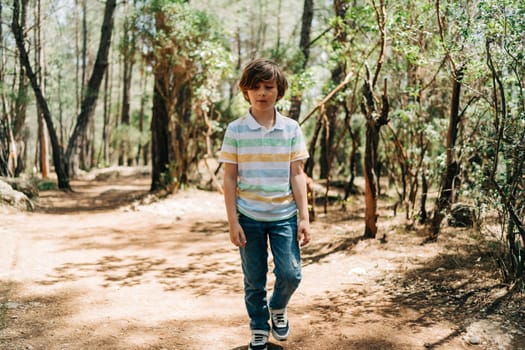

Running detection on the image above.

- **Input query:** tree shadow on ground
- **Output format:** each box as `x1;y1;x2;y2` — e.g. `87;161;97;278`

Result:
35;217;242;295
297;231;525;349
322;338;401;350
0;279;199;350
37;247;243;296
301;235;362;266
190;219;229;235
0;280;124;350
34;178;151;214
388;241;525;349
230;343;283;350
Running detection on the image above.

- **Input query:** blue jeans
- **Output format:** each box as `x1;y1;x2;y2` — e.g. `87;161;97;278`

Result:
238;213;302;331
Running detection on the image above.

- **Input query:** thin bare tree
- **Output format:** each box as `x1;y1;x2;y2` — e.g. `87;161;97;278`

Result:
362;0;389;239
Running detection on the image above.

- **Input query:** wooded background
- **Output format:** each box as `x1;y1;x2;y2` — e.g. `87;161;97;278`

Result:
0;0;523;284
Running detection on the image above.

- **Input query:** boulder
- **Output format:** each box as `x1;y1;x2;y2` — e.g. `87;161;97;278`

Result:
0;176;39;198
0;179;33;211
448;203;476;227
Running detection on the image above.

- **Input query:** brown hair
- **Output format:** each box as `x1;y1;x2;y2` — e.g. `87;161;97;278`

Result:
238;58;288;102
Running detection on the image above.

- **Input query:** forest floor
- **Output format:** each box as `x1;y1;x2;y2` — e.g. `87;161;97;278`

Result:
1;168;524;350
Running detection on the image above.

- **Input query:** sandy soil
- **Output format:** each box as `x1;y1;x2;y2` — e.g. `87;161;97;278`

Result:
1;173;524;350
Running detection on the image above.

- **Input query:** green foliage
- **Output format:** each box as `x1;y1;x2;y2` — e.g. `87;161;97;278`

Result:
36;179;58;191
463;0;525;281
140;0;232;100
2;0;525;285
288;69;315;99
111;123;149;153
138;0;232;190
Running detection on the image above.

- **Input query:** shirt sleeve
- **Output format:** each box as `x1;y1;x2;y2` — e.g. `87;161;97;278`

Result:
218;124;238;164
291;123;309;162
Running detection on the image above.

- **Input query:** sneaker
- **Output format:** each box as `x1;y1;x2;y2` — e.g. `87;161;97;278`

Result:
270;307;289;341
248;330;268;350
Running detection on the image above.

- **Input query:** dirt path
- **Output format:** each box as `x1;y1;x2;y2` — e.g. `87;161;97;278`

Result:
1;175;524;350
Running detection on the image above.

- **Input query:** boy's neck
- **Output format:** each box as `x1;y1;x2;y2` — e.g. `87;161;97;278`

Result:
250;107;276;129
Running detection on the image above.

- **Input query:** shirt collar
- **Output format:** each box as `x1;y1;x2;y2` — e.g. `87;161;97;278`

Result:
246;108;285;131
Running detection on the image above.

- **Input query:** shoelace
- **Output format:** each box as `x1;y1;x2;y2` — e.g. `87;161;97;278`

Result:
251;333;267;345
272;311;287;327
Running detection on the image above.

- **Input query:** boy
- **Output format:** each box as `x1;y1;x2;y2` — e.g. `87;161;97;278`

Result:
219;58;310;350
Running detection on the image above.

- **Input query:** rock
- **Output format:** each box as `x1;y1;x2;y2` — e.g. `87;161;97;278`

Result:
468;334;481;345
4;301;20;309
0;176;39;198
448;203;476;227
0;180;33;211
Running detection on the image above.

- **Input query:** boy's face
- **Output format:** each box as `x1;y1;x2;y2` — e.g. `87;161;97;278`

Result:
245;79;279;113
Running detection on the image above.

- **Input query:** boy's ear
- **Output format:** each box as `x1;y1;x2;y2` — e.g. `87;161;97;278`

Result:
242;90;251;103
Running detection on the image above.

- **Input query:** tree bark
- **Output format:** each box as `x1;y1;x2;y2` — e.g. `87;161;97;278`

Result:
288;0;314;121
136;61;148;166
362;74;389;239
80;0;87;100
419;171;429;224
343;123;361;206
429;67;464;239
12;0;70;190
319;65;343;179
150;73;172;192
174;82;192;186
0;1;16;177
77;0;89;171
34;0;49;178
119;3;137;166
304;114;323;177
74;0;80;113
361;0;388;239
101;67;110;166
319;0;348;180
65;0;117;172
13;61;28;140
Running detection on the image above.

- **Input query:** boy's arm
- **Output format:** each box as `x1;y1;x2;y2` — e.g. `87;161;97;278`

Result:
223;162;246;247
290;160;310;246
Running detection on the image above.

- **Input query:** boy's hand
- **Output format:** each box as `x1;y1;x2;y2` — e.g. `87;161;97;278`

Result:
297;218;310;247
229;222;247;247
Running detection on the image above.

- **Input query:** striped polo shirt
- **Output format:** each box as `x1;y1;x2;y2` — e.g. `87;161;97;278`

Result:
219;110;309;221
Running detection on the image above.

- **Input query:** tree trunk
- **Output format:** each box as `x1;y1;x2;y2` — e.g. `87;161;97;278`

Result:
0;1;16;177
74;0;80;114
319;1;347;179
288;0;313;121
343;123;361;206
429;67;464;239
174;82;192;186
150;73;172;192
419;171;429;224
150;8;176;192
136;61;148;166
362;74;389;239
77;0;88;171
80;0;87;100
37;116;49;178
11;0;29;176
119;5;137;166
65;0;117;172
12;0;70;190
34;0;49;178
363;120;379;239
101;67;110;166
361;0;388;239
319;97;339;179
304;115;323;177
